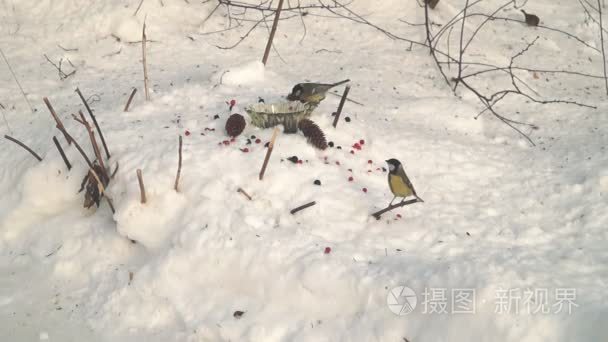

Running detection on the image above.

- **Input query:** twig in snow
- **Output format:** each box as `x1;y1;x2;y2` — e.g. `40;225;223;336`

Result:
43;97;72;144
290;201;316;214
137;169;147;204
327;91;364;106
142;19;151;101
43;54;76;80
74;110;109;181
332;85;350;128
597;0;608;95
0;47;35;113
237;187;252;200
76;88;111;159
52;136;71;170
4;135;42;161
124;88;138;112
134;0;145;16
262;0;284;65
372;199;420;220
57;44;78;52
259;127;279;180
174;135;183;191
1;106;12;134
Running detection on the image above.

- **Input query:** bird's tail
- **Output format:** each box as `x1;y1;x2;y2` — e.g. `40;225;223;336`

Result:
330;79;350;87
415;195;424;203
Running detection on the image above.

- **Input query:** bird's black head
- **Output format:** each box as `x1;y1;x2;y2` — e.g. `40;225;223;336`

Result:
385;158;401;173
287;84;303;101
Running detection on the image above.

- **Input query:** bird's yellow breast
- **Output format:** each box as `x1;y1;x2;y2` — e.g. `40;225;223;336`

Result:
389;174;413;197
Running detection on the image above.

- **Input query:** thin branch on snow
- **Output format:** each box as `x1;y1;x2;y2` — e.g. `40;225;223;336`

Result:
4;135;43;161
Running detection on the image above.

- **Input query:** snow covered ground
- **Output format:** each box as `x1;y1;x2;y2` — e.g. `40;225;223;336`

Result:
0;0;607;341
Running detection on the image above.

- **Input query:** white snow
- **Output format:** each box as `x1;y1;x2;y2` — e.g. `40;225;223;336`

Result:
1;0;607;341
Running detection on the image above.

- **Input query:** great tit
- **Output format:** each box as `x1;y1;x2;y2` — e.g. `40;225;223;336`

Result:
287;79;350;104
386;158;423;205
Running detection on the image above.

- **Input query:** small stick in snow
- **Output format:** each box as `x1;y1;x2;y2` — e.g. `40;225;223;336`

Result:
52;136;71;170
332;85;351;128
237;187;252;200
75;111;109;181
174;135;182;191
137;169;147;204
259;127;279;180
76;88;111;159
290;201;316;214
43;97;71;144
124;88;138;112
371;199;420;220
261;0;284;65
4;135;42;161
142;19;151;101
0;48;35;114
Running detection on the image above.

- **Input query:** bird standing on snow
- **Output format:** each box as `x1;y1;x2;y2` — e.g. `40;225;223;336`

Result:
287;79;350;105
386;159;423;205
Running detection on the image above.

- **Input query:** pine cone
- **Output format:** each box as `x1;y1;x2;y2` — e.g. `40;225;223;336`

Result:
298;119;327;150
225;114;246;137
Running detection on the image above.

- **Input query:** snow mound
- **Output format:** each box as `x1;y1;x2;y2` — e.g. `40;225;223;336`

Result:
220;61;266;86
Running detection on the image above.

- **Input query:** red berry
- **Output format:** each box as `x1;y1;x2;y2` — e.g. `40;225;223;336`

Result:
367;160;372;164
230;99;236;107
222;140;230;145
297;160;303;164
324;247;331;254
396;214;402;218
230;137;236;142
185;130;191;136
360;139;365;145
255;138;261;144
240;148;249;153
335;161;340;166
348;176;354;182
362;187;368;193
350;150;355;154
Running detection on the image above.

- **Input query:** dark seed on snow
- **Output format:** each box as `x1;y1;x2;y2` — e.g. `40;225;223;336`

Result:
344;117;351;122
287;156;299;163
213;114;220;119
328;141;334;147
314;180;321;185
233;311;245;319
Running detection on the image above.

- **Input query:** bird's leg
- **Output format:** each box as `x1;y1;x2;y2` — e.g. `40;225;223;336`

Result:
389;196;396;206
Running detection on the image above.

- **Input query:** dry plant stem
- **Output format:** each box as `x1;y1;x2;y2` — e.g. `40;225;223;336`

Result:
52;136;71;170
174;135;183;191
0;48;35;113
262;0;284;65
142;20;150;101
76;88;111;159
51;122;113;213
43;97;72;144
4;135;42;161
290;201;316;214
77;110;108;179
137;169;147;204
453;0;470;92
598;0;608;95
332;85;351;128
259;127;279;180
424;2;452;88
372;199;420;220
237;187;252;200
124;88;138;112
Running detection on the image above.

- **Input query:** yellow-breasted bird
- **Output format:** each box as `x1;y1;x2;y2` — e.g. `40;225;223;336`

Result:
287;79;350;105
386;158;423;205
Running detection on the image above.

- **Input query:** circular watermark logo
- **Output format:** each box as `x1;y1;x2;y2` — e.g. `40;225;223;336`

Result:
387;286;417;315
